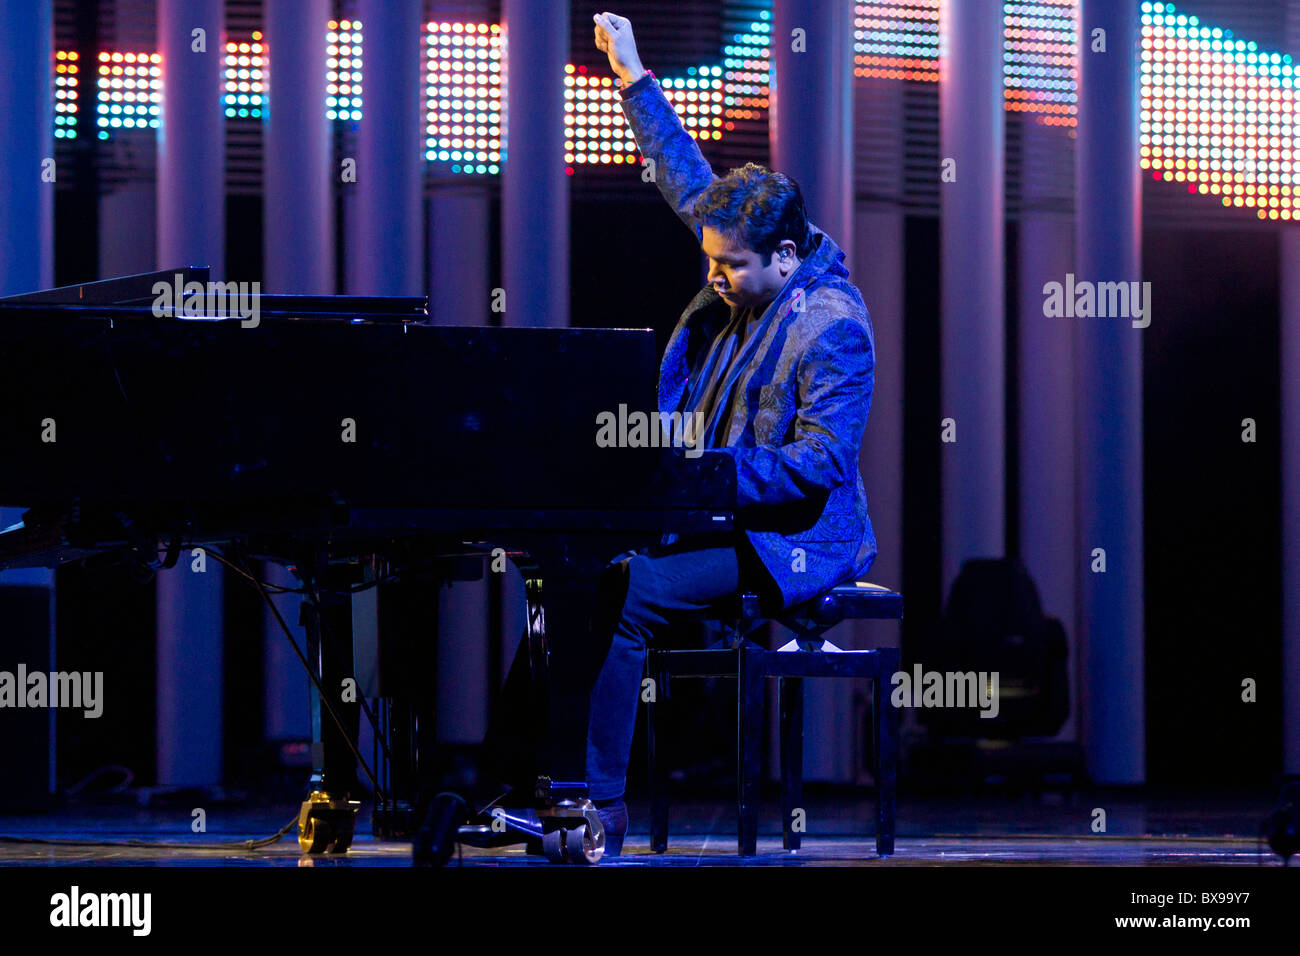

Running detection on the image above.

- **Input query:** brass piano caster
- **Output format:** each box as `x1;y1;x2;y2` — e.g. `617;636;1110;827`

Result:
298;790;361;854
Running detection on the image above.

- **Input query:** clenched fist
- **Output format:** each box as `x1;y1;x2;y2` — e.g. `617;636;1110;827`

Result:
593;12;645;86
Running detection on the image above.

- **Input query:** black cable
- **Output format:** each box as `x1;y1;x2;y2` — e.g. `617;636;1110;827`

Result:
151;538;466;816
247;558;388;802
301;575;397;773
174;546;298;592
6;543;413;852
203;544;398;783
63;765;134;797
0;816;299;852
153;542;396;799
210;545;398;775
200;546;405;594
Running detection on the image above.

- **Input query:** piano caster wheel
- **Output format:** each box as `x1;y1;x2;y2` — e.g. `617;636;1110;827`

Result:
542;823;603;865
568;823;603;865
298;791;361;855
541;828;564;863
328;828;354;853
299;815;334;855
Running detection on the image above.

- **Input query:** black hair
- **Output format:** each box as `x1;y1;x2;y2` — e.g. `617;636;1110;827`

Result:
692;162;812;265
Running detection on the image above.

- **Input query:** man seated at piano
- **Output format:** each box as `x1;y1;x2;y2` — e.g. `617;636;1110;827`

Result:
574;13;879;856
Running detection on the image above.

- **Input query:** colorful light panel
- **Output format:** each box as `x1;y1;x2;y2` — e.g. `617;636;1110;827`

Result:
564;64;630;170
854;2;1078;126
663;69;727;141
1004;0;1077;127
80;13;757;162
563;63;727;173
54;50;79;139
854;1;939;82
327;18;362;121
224;32;265;118
424;21;501;175
721;8;770;131
563;9;763;173
96;50;161;139
1141;1;1298;220
69;3;1300;223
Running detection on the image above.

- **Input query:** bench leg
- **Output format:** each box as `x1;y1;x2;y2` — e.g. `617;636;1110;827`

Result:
779;676;804;850
874;668;897;856
647;651;668;853
737;644;762;856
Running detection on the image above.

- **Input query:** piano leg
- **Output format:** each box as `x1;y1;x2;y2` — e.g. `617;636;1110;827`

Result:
372;565;439;839
517;571;605;864
297;561;362;853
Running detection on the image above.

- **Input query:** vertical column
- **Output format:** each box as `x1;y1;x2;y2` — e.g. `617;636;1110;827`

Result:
100;189;157;275
155;0;226;787
855;77;906;614
341;0;424;777
770;0;854;261
1281;231;1300;774
1074;0;1144;784
1018;119;1079;743
262;0;334;742
430;185;492;741
0;0;55;792
855;214;904;596
501;0;568;328
770;0;857;783
496;0;567;782
0;0;54;300
0;1;55;540
429;0;496;750
99;0;156;279
348;0;424;296
265;0;333;293
430;190;489;325
851;206;905;779
157;0;225;276
939;0;1005;595
1279;0;1300;777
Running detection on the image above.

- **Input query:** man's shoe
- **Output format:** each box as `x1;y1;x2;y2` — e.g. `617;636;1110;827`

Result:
595;799;628;858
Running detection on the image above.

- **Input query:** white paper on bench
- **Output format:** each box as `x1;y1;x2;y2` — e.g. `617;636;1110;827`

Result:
777;638;844;653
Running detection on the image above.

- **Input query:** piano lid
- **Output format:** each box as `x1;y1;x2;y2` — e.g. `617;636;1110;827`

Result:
0;267;429;325
0;267;211;306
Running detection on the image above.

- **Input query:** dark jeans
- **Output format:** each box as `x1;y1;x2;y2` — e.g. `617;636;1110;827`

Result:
477;534;775;805
585;533;775;801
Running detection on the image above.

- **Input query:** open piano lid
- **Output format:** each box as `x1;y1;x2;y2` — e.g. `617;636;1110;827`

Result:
0;267;428;323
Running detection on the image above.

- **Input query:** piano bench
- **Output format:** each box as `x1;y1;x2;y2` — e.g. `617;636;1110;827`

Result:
645;580;902;858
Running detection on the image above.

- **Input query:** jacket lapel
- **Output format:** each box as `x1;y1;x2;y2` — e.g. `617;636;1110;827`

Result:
658;227;849;422
657;288;726;417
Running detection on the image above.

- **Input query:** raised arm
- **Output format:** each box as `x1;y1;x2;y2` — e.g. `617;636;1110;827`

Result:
594;12;717;239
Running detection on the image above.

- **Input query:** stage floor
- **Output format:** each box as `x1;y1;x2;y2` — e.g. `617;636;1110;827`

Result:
0;788;1284;866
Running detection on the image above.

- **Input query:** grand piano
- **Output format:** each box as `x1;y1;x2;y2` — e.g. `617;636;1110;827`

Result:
0;268;735;864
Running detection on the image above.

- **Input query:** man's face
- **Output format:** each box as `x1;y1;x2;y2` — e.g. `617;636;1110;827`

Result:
701;226;799;310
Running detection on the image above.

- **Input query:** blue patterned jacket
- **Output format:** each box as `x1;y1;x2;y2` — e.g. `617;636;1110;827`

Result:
619;75;877;610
